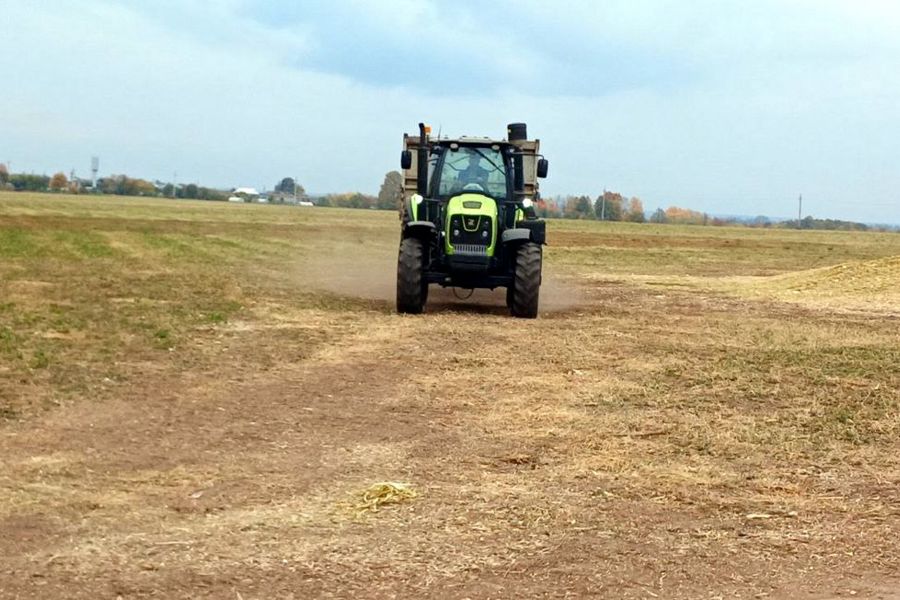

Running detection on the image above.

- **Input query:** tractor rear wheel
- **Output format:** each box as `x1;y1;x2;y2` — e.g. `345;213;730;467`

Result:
510;242;541;318
397;237;427;314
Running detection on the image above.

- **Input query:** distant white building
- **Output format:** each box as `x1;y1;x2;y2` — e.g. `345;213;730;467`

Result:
232;186;259;197
230;187;260;203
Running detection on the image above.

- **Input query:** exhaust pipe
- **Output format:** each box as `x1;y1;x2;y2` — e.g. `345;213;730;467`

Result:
507;122;527;142
509;123;526;194
417;122;428;196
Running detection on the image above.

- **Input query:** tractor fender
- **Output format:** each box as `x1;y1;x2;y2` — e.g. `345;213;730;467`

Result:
403;220;436;240
513;219;546;245
501;228;533;244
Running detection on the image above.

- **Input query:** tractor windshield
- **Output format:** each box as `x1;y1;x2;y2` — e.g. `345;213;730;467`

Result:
436;146;507;200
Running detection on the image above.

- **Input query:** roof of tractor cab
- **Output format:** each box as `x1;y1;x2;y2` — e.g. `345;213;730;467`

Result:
437;137;512;146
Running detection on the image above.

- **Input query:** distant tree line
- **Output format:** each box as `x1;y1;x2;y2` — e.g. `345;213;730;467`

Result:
536;191;646;222
535;193;893;231
0;166;227;200
1;163;894;231
311;171;400;210
792;215;874;232
316;192;379;209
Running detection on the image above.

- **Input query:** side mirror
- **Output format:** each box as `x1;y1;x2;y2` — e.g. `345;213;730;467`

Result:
401;150;412;170
537;158;549;179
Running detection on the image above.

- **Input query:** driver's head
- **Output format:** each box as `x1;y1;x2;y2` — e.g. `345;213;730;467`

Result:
467;154;480;167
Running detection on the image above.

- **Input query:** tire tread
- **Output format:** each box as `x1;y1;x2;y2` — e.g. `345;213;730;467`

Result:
511;242;541;318
397;237;426;314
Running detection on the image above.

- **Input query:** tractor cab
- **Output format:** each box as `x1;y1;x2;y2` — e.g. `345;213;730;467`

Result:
435;144;507;197
397;123;549;318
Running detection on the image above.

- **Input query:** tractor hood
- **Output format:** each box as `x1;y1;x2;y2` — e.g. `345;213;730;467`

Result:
444;193;498;258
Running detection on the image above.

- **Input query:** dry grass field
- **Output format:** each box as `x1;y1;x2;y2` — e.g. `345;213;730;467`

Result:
2;192;900;599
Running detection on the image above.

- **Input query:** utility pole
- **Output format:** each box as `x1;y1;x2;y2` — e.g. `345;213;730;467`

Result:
797;194;803;229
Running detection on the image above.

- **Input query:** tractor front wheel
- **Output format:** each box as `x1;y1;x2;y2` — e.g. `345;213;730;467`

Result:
510;242;541;318
397;237;427;314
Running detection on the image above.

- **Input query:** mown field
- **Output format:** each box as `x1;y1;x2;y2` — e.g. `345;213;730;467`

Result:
2;192;899;599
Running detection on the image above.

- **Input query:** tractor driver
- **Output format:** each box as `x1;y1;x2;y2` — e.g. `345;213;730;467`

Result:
458;152;490;189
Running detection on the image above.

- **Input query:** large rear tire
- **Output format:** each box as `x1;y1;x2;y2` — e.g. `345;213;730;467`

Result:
510;242;541;318
397;237;427;314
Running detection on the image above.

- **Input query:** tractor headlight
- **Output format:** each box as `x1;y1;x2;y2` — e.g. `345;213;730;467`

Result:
522;198;534;209
412;194;424;204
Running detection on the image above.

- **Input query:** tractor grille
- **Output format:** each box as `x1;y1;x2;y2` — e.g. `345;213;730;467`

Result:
453;244;489;256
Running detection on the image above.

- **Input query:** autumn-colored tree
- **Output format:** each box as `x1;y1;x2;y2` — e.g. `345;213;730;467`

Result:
664;206;706;225
562;196;579;218
100;174;158;196
135;179;157;196
535;197;562;219
595;191;624;221
0;163;8;184
49;172;68;191
626;197;645;223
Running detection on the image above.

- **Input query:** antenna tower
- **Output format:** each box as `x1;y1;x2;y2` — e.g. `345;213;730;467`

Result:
91;156;99;190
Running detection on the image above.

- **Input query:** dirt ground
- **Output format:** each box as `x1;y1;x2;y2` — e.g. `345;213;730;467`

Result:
2;195;900;598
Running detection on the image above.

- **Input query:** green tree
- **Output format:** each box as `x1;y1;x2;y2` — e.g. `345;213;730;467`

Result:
276;177;295;193
649;208;667;224
10;174;51;191
377;171;403;210
575;195;592;218
0;163;8;185
197;187;226;201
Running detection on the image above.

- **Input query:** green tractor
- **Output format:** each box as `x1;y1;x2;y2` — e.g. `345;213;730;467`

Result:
396;122;549;318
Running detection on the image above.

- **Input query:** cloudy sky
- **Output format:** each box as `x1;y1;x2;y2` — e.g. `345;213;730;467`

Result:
3;0;899;222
